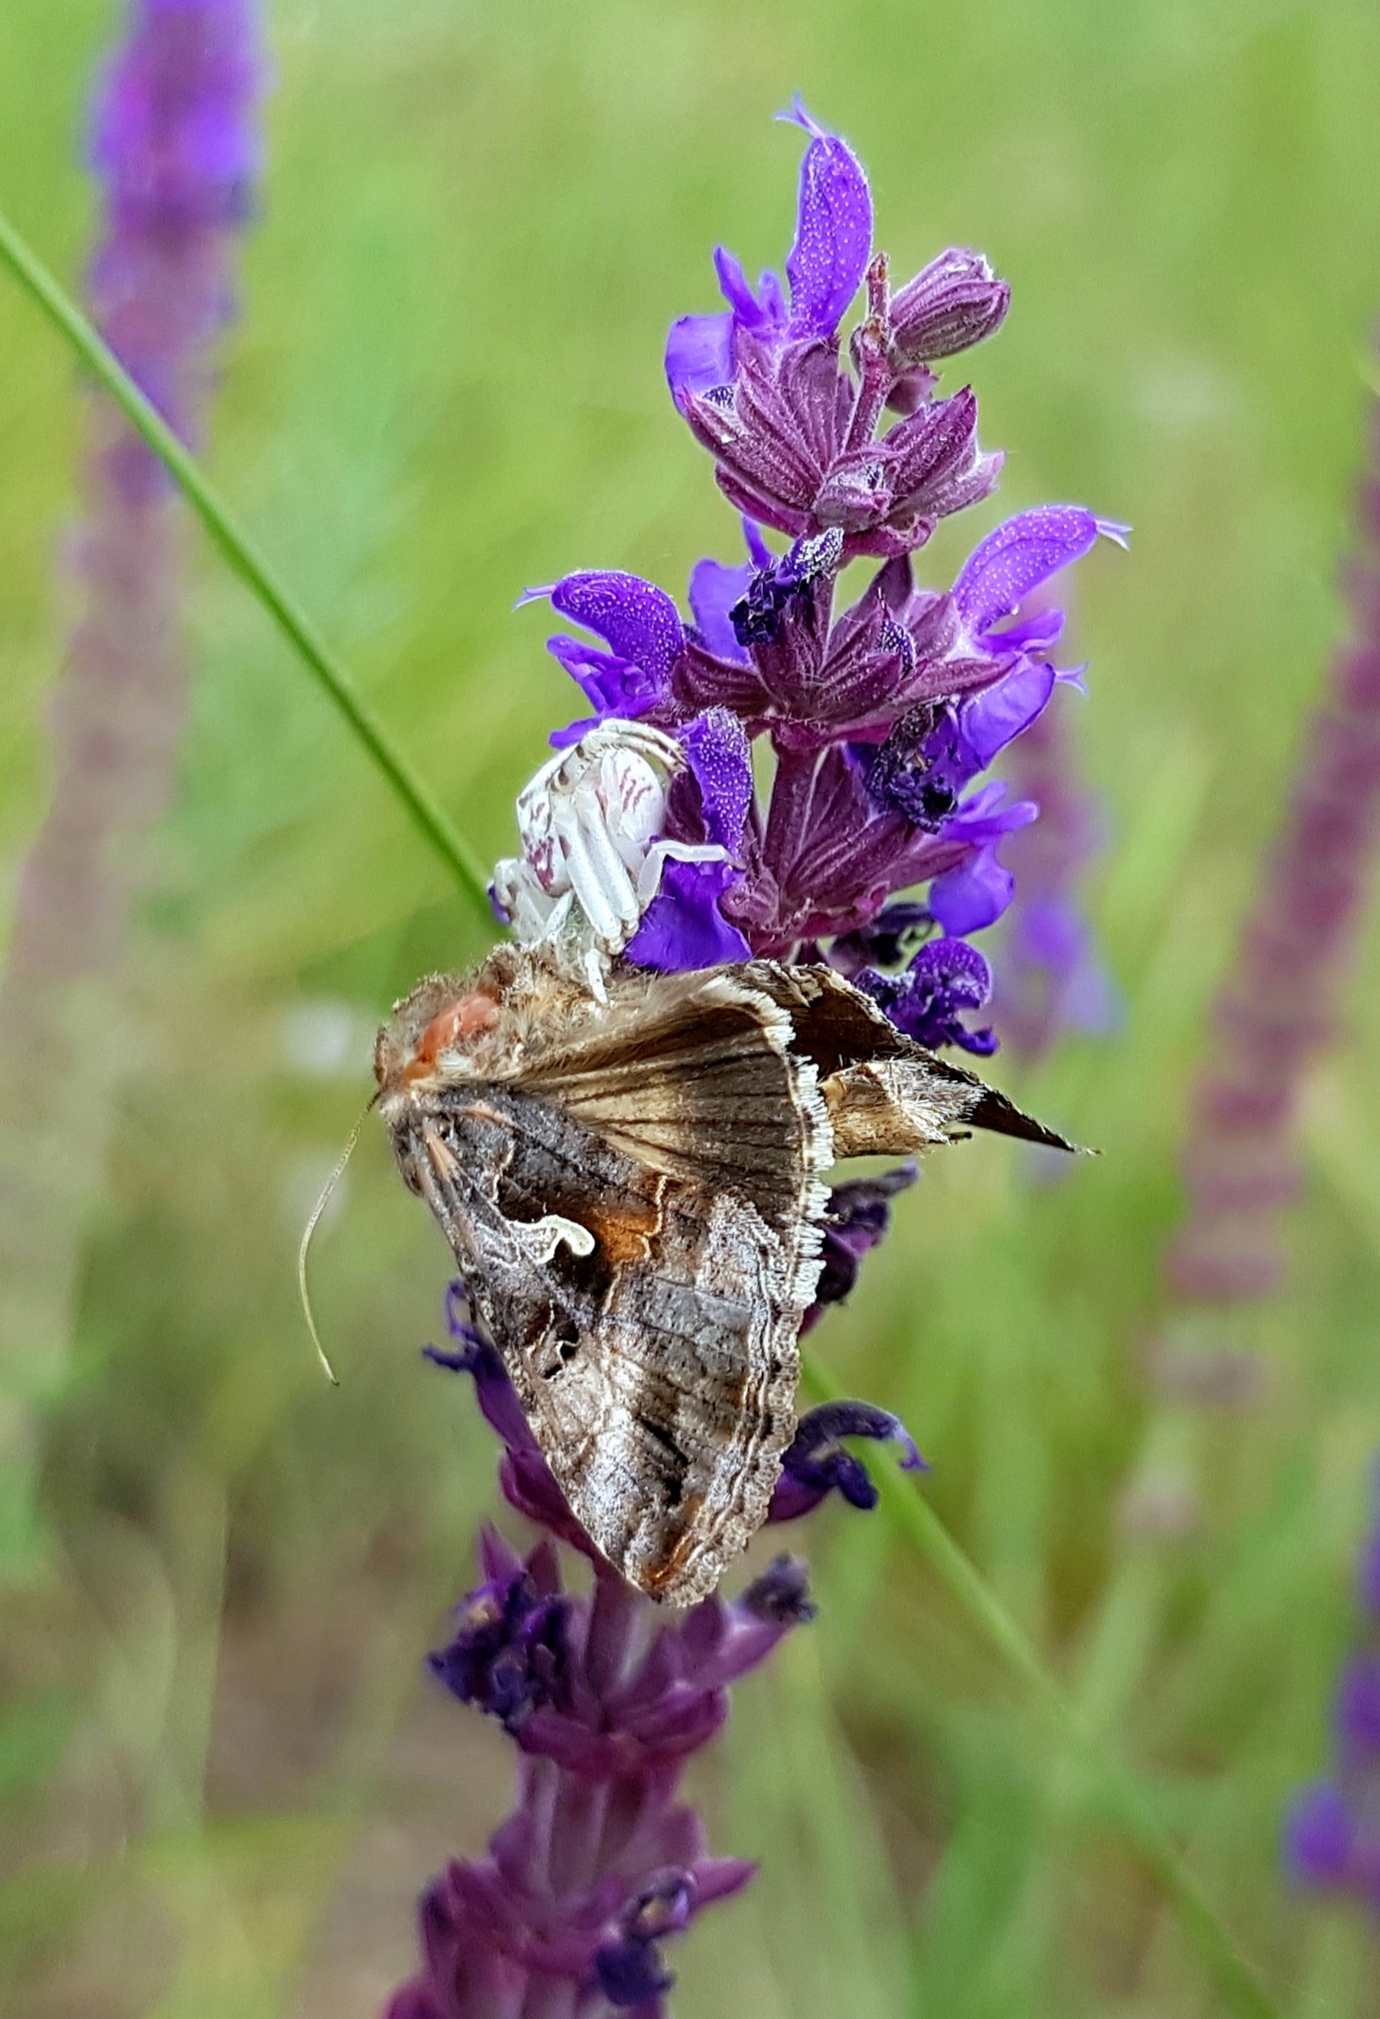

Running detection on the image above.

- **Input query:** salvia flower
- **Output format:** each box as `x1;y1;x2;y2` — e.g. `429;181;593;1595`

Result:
386;1290;914;2018
1285;1463;1380;1911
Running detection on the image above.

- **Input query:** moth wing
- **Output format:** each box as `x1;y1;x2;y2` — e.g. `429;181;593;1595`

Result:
739;960;1081;1157
522;964;834;1237
410;971;832;1604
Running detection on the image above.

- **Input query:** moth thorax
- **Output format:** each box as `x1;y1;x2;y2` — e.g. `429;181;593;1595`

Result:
404;993;499;1079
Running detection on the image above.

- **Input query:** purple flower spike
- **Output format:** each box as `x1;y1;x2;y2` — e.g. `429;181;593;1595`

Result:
90;0;262;235
777;98;873;341
857;938;996;1054
953;507;1128;640
769;1399;926;1524
394;101;1137;2019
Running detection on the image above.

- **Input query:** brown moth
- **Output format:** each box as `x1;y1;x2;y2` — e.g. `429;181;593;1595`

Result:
375;945;1074;1606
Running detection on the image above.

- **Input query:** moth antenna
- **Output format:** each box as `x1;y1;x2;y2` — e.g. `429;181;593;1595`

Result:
298;1101;373;1386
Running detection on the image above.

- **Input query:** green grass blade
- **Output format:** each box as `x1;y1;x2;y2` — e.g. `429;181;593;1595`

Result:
0;201;494;926
799;1349;1280;2019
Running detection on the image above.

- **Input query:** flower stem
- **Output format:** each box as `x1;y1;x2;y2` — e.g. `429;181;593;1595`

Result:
798;1347;1280;2019
0;200;494;927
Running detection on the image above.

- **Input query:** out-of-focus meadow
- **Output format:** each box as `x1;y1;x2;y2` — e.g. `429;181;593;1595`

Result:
4;0;1380;2013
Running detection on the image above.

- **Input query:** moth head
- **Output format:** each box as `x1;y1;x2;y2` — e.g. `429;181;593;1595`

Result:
374;970;504;1101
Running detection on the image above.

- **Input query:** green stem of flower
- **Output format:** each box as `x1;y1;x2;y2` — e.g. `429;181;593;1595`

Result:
0;201;493;927
798;1349;1280;2019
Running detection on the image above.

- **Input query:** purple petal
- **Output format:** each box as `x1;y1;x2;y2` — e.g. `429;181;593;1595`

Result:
713;246;788;337
989;605;1065;655
425;1303;537;1458
942;782;1040;845
689;1856;757;1905
680;708;753;851
767;1399;926;1524
777;99;872;339
928;843;1016;935
626;859;752;972
953;507;1126;637
688;556;755;663
546;636;665;728
665;310;736;402
546;571;685;684
859;939;996;1053
959;657;1056;769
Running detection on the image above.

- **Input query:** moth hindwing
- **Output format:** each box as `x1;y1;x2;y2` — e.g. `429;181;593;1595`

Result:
375;947;1074;1605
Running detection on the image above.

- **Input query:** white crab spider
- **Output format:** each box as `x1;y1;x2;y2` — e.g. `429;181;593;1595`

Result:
491;719;731;989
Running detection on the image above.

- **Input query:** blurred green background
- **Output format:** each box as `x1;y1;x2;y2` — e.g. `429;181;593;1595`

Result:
4;0;1380;2012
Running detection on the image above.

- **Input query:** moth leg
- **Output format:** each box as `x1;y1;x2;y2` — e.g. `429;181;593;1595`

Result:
823;1058;1078;1158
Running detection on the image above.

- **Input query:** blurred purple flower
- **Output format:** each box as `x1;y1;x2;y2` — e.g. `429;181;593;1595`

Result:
989;660;1119;1059
87;0;264;498
1166;373;1380;1304
0;3;262;1039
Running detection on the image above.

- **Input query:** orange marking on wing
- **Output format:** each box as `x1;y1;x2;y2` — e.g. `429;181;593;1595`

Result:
643;1497;708;1594
582;1193;664;1266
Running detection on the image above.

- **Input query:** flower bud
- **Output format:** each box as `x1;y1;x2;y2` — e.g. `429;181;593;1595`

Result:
889;248;1009;364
